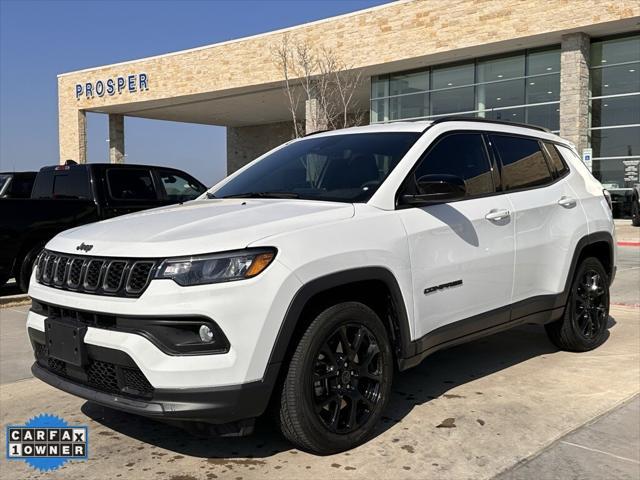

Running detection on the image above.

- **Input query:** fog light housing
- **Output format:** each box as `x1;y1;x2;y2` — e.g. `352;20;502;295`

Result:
199;325;214;343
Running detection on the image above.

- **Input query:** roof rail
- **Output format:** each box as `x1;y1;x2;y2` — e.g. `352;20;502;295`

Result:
303;129;333;137
429;116;550;133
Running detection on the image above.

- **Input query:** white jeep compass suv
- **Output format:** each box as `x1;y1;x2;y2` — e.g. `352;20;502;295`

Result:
28;118;616;454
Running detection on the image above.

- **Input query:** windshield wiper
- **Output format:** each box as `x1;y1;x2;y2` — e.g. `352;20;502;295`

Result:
206;192;217;199
222;191;300;199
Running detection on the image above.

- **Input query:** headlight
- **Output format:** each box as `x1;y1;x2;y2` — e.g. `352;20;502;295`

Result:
155;248;276;286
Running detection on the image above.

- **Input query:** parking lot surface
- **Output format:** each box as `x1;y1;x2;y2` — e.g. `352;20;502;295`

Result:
0;246;638;479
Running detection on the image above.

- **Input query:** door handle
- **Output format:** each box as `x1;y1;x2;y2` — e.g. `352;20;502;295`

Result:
485;209;511;222
558;196;577;208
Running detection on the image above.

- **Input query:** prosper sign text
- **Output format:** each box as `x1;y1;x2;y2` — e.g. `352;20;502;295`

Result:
76;73;148;99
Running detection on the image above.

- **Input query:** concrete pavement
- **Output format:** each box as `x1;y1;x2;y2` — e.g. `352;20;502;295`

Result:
0;245;638;479
1;303;638;480
497;395;639;480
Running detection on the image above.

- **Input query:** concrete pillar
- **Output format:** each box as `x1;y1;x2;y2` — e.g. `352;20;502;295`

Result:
108;114;125;164
305;98;328;134
58;109;87;164
226;121;295;174
560;32;590;154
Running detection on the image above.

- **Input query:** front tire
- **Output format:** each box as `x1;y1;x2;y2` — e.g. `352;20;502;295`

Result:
545;257;610;351
18;244;44;293
278;302;393;454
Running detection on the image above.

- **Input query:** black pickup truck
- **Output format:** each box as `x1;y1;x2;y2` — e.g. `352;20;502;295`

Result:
0;163;207;291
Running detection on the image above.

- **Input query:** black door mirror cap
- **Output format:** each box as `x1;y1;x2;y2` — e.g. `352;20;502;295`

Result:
400;174;467;207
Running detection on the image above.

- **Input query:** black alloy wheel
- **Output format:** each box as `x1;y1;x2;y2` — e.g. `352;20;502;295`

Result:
572;269;608;340
278;302;393;454
545;257;610;351
311;323;383;434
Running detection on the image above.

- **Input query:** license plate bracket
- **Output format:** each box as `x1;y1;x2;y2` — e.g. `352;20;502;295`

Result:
45;318;87;367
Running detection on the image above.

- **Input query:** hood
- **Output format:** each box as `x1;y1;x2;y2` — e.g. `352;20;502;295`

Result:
47;199;354;257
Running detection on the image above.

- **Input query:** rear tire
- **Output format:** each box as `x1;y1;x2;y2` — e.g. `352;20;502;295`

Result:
18;245;44;293
632;198;640;227
545;257;610;351
278;302;393;454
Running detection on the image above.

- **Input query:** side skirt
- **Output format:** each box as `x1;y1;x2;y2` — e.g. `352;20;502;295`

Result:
398;295;565;371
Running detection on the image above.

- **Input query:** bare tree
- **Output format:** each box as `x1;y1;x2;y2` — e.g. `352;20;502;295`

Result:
272;34;365;136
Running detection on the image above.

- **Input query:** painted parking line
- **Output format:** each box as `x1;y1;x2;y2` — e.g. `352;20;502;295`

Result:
617;241;640;247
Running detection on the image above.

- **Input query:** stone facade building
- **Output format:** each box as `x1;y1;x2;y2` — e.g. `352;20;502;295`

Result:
57;0;639;211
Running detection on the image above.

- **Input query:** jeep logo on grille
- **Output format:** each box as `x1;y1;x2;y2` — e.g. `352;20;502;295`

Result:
76;243;93;253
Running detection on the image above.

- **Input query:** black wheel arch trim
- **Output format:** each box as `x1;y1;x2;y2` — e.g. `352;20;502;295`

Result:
266;266;413;369
560;231;616;301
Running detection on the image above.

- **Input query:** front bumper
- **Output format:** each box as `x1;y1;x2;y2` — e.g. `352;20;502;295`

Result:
31;362;279;424
29;325;279;423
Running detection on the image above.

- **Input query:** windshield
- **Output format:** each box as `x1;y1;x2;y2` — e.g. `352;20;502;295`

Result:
213;132;421;202
0;174;10;196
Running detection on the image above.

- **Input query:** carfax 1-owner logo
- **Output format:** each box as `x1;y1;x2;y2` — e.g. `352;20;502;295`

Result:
6;414;88;472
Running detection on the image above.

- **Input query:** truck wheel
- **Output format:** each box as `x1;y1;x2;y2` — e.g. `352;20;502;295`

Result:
632;198;640;227
545;257;610;352
278;302;393;454
18;245;44;293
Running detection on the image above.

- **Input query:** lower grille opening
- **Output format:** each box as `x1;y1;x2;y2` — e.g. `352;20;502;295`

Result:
34;342;154;399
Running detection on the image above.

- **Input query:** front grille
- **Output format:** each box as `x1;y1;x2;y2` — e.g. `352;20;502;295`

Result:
34;341;154;399
35;250;157;298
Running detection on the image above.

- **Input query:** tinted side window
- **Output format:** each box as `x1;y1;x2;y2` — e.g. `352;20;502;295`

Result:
491;135;553;190
414;133;494;196
158;170;205;202
542;142;569;177
107;169;156;200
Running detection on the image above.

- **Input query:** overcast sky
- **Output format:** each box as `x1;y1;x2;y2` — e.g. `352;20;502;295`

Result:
0;0;390;186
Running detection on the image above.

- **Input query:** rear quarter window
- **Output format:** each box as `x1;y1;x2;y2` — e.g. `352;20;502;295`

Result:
491;134;553;190
543;142;570;177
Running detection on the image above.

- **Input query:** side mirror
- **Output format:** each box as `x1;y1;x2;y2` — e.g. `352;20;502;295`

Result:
400;174;466;207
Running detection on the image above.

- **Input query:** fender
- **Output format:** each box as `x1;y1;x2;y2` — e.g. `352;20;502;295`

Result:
554;230;615;309
266;266;413;369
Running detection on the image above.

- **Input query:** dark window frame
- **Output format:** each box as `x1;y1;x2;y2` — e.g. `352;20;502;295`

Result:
395;130;498;208
395;129;572;209
105;167;159;202
541;141;570;179
488;133;556;192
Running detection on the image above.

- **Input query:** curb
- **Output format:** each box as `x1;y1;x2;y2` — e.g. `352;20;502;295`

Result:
617;241;640;247
0;294;31;308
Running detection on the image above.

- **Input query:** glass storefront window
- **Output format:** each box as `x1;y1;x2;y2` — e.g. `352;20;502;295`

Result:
431;63;475;90
592;158;640;190
478;79;525;110
389;71;428;96
591;35;640;66
591;64;640;96
371;75;388;99
476;54;524;83
370;47;560;131
526;74;560;103
526;104;560;131
390;93;428;120
591;126;640;158
486;106;526;123
431;86;475;116
592;96;640;127
526;48;561;76
590;33;640;209
370;98;388;123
